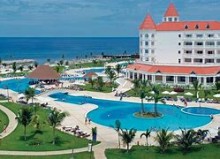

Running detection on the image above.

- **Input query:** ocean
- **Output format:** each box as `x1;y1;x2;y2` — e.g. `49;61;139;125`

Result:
0;37;138;64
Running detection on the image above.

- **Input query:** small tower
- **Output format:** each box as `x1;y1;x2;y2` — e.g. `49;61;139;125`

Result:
163;3;179;22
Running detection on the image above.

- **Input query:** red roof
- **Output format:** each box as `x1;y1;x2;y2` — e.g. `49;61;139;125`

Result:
28;65;60;80
139;14;156;30
164;3;179;17
127;63;220;75
83;72;98;78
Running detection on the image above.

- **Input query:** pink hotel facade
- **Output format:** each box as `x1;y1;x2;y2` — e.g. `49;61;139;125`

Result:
126;3;220;87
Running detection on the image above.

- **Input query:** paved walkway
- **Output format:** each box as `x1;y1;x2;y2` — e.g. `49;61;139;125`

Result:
0;104;18;139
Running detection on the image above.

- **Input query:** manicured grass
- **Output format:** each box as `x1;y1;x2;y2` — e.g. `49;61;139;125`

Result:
0;109;9;133
105;144;220;159
0;102;93;151
81;83;117;93
0;152;94;159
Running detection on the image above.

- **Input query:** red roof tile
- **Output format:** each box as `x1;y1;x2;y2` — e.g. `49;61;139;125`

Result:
83;72;98;78
139;14;156;30
127;63;220;75
164;3;179;17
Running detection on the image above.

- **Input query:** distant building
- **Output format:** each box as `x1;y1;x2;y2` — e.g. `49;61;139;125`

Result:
126;3;220;86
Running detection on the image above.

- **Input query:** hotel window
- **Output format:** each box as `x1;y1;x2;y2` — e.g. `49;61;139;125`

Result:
195;42;203;46
218;50;220;54
145;49;149;53
178;42;181;46
184;42;193;46
217;59;220;63
178;50;181;54
151;41;154;46
196;50;203;54
205;59;214;63
185;50;192;54
145;41;149;46
178;59;181;63
207;34;214;38
217;41;220;46
207;50;214;55
195;24;199;29
196;34;203;38
185;34;192;38
206;41;215;46
168;17;172;22
178;34;181;38
184;58;192;62
185;25;188;30
194;58;203;63
206;24;210;29
151;49;154;53
151;34;154;38
145;34;149;38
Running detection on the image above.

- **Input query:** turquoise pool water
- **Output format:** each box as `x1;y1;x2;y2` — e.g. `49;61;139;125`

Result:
182;107;220;116
0;78;41;94
49;92;213;131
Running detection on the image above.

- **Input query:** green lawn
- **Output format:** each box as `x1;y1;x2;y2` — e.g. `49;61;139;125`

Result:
105;144;220;159
0;102;94;151
0;152;94;159
0;109;9;133
81;83;117;93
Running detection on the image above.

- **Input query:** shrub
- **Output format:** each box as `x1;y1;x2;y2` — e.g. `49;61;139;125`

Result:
174;87;184;93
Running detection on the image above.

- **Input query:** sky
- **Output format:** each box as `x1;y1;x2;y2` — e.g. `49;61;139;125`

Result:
0;0;219;37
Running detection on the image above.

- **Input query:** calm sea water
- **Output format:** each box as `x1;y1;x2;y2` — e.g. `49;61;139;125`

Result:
0;37;138;63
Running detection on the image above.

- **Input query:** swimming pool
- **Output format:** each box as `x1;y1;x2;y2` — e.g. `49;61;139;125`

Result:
0;78;41;94
49;92;213;131
182;107;220;116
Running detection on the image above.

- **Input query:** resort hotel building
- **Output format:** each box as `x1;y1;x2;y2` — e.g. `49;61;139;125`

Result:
126;3;220;87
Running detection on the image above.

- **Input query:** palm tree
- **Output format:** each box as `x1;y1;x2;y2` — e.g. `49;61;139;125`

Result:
192;79;202;98
59;60;64;66
12;62;17;73
65;61;69;66
132;79;140;96
196;129;209;141
140;90;146;114
19;65;24;72
108;70;116;85
140;129;151;147
105;66;112;75
48;108;67;144
175;129;200;152
16;108;33;140
155;129;173;153
34;62;38;68
150;85;165;116
24;87;36;104
28;65;33;71
88;78;95;88
203;89;211;101
96;76;104;91
120;128;137;152
115;64;122;77
114;120;121;149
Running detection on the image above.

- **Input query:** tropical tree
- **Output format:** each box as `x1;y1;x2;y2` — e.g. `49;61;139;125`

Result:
149;85;165;115
2;63;7;67
24;87;36;104
19;65;24;72
105;66;112;75
47;58;51;63
34;62;38;68
203;89;211;101
132;79;140;96
88;78;95;88
114;120;121;149
120;128;137;152
175;129;201;152
215;82;220;90
140;129;151;147
65;61;69;66
16;108;33;140
196;129;209;141
28;65;33;71
31;114;40;131
115;64;122;76
48;108;67;144
12;62;17;73
155;129;173;153
55;66;62;73
192;79;202;98
108;70;116;85
96;76;104;91
59;60;64;66
140;90;146;114
92;60;98;65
